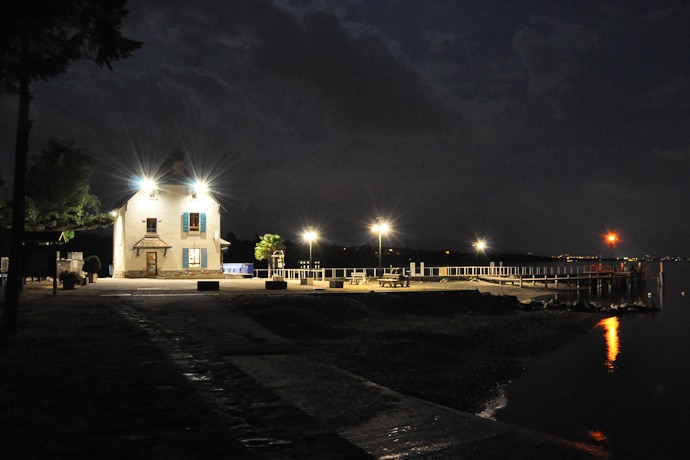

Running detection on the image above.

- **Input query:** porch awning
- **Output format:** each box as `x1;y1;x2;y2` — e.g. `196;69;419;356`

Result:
133;236;172;256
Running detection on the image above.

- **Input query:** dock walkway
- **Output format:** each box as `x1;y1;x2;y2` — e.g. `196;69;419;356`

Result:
479;269;649;292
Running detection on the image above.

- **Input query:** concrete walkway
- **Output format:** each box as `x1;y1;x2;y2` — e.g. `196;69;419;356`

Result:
38;278;606;458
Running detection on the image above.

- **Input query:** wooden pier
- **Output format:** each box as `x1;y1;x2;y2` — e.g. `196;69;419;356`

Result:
479;269;649;293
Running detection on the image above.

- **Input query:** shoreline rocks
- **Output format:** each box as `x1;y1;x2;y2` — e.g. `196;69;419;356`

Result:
520;298;660;314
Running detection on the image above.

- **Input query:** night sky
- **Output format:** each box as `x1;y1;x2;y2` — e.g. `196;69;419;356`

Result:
1;1;689;257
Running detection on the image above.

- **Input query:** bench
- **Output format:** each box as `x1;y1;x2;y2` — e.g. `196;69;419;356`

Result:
377;273;406;287
350;272;368;285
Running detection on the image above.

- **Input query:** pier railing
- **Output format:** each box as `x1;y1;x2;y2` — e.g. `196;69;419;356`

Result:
253;263;644;280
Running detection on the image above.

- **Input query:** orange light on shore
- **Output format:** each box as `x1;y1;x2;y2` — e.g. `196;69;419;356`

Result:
605;232;618;259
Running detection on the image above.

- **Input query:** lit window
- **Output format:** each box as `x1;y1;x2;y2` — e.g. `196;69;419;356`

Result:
189;212;200;231
188;248;201;267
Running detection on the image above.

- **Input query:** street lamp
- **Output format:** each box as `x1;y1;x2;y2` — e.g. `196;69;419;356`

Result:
303;228;317;274
372;219;389;269
473;240;486;265
606;233;617;260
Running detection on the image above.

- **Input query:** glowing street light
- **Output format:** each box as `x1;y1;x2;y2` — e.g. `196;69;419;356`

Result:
372;219;389;268
606;233;617;259
303;228;318;272
473;240;486;265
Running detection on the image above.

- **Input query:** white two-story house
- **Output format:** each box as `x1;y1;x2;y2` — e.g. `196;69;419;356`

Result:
111;154;227;278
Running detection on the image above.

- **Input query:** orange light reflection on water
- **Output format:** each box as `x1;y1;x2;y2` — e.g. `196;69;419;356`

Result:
597;317;620;373
588;429;608;442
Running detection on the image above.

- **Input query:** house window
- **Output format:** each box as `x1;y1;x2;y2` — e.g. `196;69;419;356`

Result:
182;212;206;232
189;212;200;231
182;247;207;269
146;218;157;234
188;248;201;267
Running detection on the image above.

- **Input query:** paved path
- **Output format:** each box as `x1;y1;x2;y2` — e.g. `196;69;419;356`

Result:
50;277;608;459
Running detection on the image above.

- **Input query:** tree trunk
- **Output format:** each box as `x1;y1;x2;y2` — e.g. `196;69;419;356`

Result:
2;32;31;337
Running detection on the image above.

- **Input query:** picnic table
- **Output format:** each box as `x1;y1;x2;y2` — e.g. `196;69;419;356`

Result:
377;272;406;287
350;272;368;285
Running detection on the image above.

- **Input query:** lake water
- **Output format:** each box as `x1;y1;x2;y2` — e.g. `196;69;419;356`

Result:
487;262;689;459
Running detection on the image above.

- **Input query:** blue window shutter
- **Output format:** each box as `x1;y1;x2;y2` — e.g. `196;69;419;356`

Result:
182;248;189;268
201;248;208;268
183;212;189;232
200;213;206;232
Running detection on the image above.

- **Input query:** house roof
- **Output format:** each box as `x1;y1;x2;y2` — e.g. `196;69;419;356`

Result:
112;150;227;213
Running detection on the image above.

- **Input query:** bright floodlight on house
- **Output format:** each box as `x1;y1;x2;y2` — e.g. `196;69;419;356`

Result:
192;180;208;194
139;178;156;194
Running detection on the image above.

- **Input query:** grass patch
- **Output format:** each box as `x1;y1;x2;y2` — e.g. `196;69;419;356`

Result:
236;291;603;413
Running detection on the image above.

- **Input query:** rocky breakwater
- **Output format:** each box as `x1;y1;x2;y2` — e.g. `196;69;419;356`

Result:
520;297;661;314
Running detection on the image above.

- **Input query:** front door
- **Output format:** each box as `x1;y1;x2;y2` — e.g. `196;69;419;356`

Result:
146;252;157;277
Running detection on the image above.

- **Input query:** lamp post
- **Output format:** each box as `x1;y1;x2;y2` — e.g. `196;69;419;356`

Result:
473;240;486;266
606;233;617;260
372;219;389;270
303;228;317;276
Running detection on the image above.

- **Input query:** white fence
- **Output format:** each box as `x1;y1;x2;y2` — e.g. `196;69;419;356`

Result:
252;262;640;280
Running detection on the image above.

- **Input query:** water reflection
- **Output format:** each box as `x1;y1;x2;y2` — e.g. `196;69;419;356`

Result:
597;317;620;373
588;429;607;442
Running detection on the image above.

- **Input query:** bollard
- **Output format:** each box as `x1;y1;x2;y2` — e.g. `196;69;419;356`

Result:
197;281;219;291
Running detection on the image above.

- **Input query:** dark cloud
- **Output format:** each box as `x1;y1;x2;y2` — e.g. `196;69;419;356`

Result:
513;20;598;94
1;0;689;257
